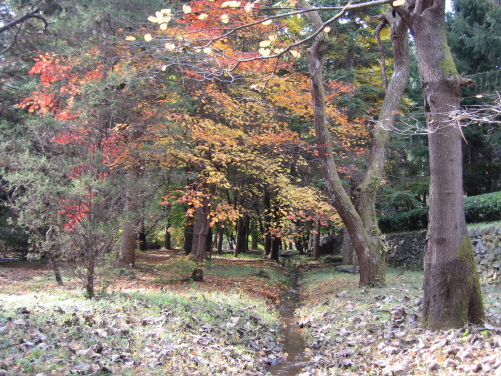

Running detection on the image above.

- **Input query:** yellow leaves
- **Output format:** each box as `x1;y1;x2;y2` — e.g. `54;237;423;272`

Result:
244;2;254;12
198;13;208;20
160;23;168;30
144;34;153;42
324;26;331;34
221;14;230;23
392;0;406;6
259;40;271;48
125;36;136;41
258;48;271;56
290;50;301;58
183;4;192;14
261;19;272;26
221;1;241;7
148;10;172;24
165;43;176;51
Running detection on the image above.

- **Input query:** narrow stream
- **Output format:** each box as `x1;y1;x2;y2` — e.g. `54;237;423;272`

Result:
268;258;310;376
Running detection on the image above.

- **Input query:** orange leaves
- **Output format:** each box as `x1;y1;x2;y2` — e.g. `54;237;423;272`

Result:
28;53;70;85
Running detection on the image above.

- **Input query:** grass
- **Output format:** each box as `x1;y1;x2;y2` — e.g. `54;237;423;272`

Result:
0;280;282;375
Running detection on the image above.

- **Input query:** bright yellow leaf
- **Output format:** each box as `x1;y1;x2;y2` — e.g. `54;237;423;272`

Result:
165;43;176;51
392;0;405;6
183;4;192;14
261;19;272;26
259;40;271;47
198;13;208;20
244;2;254;12
203;47;212;54
125;36;136;41
221;14;230;23
324;26;331;33
290;50;300;58
144;34;153;42
259;48;271;56
160;23;168;30
147;16;158;23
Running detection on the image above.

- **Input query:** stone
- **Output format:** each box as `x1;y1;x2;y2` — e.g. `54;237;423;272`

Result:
335;265;359;273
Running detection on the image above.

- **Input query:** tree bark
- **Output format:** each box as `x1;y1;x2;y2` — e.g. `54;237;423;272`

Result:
119;174;138;267
190;183;214;263
164;224;172;250
341;226;353;265
397;0;485;329
183;219;194;255
313;219;320;259
298;2;409;286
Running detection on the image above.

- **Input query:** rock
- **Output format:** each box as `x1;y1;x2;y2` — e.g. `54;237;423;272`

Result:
335;265;359;273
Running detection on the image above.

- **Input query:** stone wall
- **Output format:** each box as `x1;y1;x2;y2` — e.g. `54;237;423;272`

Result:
384;225;501;282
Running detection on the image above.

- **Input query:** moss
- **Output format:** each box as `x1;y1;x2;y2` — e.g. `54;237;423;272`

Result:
439;30;459;77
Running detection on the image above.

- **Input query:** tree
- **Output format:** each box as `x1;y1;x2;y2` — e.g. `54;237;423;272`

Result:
395;0;485;329
132;0;409;285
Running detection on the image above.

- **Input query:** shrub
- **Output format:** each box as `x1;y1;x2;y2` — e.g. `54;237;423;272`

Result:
378;190;501;233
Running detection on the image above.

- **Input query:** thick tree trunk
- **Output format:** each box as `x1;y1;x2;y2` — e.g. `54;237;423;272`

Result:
119;172;138;267
183;220;194;255
398;0;485;329
234;215;249;256
191;183;214;263
298;3;409;286
217;226;224;254
164;225;172;250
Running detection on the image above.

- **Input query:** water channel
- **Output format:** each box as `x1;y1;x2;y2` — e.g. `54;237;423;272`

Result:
268;258;310;376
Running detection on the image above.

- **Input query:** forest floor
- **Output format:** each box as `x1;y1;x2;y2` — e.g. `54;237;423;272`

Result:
0;250;501;375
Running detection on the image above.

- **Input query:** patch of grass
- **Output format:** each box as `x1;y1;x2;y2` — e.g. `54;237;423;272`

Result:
154;254;198;283
211;251;264;260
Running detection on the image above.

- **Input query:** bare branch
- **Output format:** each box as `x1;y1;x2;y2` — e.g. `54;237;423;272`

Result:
0;9;48;34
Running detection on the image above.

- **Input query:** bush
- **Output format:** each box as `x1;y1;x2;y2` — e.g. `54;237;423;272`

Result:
378;190;501;233
378;207;428;233
463;190;501;223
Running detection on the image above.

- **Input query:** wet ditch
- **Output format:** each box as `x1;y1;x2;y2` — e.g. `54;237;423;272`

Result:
267;257;310;375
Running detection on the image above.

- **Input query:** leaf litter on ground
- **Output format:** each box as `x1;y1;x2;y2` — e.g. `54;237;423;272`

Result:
0;252;288;376
295;266;501;376
2;253;501;376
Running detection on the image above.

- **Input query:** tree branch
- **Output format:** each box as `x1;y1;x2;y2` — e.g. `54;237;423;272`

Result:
0;9;48;34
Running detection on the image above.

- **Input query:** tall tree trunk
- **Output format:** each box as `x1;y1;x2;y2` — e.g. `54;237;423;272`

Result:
263;186;272;259
164;223;172;250
191;183;214;263
217;226;224;254
341;226;353;265
313;219;320;259
138;222;147;252
397;0;485;329
236;214;249;253
298;2;409;286
183;219;194;255
119;170;139;267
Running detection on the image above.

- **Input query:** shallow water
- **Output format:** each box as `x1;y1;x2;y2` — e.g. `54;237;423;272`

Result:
268;259;310;376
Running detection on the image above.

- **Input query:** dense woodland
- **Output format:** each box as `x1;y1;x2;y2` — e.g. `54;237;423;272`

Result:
1;0;500;330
